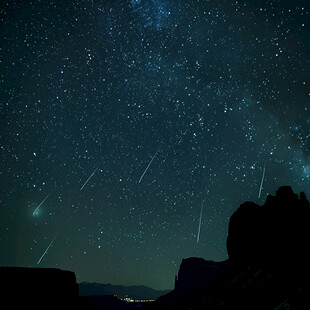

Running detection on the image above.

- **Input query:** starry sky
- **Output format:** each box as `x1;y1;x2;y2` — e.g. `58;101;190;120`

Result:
0;0;309;290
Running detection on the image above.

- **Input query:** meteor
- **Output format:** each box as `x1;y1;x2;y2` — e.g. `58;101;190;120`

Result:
80;164;100;190
33;193;50;216
37;236;57;265
197;200;205;243
138;145;161;184
258;161;266;199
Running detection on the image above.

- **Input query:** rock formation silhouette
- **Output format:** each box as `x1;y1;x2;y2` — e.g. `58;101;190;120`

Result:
227;186;310;277
2;186;309;309
151;186;310;310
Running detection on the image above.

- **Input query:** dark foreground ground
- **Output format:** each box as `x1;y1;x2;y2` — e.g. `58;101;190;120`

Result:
2;186;310;309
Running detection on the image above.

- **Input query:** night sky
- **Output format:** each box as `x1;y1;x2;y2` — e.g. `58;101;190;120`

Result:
0;0;309;290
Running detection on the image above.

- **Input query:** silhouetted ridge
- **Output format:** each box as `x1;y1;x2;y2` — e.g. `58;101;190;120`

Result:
79;281;170;299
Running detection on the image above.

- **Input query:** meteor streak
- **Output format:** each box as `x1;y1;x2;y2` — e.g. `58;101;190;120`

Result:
138;145;161;184
33;193;50;216
37;236;57;265
197;200;205;243
258;161;266;199
80;164;100;190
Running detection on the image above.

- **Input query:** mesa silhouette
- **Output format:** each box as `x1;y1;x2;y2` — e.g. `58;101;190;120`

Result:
2;186;310;310
0;267;79;308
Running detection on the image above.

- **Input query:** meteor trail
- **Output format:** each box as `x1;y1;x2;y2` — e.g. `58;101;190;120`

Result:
33;193;51;216
138;145;161;184
258;161;266;199
80;164;100;190
197;200;205;243
37;236;57;265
